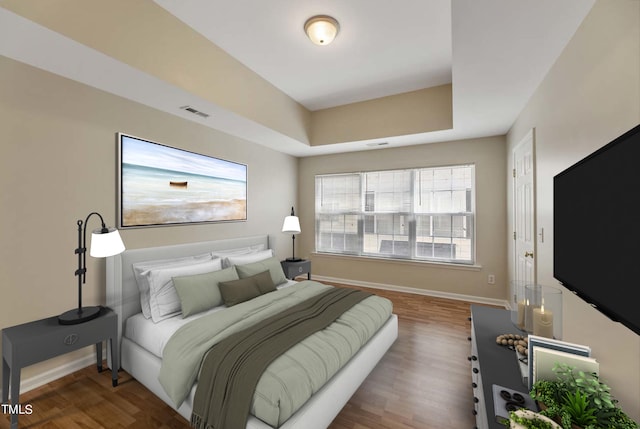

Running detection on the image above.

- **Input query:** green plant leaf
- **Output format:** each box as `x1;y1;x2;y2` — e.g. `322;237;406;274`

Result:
539;364;637;429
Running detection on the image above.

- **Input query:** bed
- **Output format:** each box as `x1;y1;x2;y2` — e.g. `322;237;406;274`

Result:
105;234;398;429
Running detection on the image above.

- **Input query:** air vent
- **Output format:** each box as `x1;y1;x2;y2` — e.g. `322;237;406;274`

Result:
366;142;389;147
180;105;210;118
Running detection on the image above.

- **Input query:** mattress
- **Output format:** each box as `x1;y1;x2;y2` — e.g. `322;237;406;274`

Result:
124;279;297;357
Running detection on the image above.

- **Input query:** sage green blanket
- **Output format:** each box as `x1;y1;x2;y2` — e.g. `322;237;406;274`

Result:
159;280;393;427
191;287;372;429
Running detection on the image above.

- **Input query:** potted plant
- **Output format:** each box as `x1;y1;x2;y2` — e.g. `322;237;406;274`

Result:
529;363;638;429
530;379;563;414
508;409;562;429
560;390;597;428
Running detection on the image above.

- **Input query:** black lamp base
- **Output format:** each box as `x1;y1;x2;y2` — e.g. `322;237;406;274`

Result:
285;257;303;262
58;306;102;325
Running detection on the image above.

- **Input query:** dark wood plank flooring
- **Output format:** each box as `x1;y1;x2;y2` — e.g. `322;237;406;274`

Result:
1;283;484;429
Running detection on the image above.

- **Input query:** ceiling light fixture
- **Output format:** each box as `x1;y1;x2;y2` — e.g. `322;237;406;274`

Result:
304;15;340;46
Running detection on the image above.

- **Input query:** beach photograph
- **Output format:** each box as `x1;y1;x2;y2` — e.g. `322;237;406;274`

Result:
119;134;247;227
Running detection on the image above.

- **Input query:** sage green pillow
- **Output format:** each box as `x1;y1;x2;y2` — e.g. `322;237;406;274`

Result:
219;270;276;307
173;266;239;317
235;256;287;286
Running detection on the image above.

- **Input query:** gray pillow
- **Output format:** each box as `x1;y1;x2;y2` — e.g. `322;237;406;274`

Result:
253;270;277;294
219;270;276;307
173;266;239;317
234;256;287;286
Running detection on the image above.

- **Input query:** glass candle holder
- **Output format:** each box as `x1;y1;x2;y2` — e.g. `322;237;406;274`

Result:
524;284;562;339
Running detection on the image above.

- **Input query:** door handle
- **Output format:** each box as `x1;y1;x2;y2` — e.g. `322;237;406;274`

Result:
524;251;534;258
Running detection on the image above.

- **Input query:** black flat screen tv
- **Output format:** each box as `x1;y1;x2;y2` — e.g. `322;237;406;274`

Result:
554;123;640;336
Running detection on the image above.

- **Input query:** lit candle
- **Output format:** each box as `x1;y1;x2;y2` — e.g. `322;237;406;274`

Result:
517;300;526;329
533;301;554;338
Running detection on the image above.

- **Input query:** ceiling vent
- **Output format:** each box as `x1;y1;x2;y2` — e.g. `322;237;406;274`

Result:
180;105;210;118
366;142;389;147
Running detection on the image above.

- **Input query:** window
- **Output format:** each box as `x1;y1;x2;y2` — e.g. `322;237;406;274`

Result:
315;165;475;264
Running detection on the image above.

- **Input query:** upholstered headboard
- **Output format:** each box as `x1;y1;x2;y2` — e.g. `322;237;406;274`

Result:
105;234;270;367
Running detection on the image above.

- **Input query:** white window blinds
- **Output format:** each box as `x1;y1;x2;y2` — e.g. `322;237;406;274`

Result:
315;165;475;264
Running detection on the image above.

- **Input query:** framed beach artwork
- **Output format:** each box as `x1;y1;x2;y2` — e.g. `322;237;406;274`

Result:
117;133;247;228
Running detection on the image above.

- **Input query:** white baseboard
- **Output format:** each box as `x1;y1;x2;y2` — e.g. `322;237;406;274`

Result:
312;274;508;308
1;349;103;401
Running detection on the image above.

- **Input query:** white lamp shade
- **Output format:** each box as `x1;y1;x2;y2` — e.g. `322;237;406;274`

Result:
304;16;339;46
282;216;301;234
90;228;126;257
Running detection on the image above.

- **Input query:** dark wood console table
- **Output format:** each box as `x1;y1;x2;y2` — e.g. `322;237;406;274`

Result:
470;304;533;429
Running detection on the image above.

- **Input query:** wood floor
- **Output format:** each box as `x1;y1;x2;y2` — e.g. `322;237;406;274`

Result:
1;284;486;429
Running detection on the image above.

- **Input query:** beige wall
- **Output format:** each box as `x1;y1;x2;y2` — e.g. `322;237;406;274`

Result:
507;0;640;420
297;136;508;303
310;85;453;146
0;57;297;383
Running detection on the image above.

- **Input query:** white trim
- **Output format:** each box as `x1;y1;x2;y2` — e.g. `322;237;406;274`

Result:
311;252;482;271
312;274;508;308
1;352;99;400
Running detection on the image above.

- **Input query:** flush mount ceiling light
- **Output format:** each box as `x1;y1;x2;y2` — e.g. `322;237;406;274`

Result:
304;15;340;46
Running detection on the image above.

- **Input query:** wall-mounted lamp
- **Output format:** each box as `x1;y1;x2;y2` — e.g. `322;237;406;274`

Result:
304;15;340;46
58;212;125;325
282;206;302;262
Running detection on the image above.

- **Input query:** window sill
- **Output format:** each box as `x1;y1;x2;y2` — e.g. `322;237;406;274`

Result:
311;252;482;271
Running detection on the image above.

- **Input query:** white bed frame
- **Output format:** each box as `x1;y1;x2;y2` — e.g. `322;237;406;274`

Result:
105;235;398;429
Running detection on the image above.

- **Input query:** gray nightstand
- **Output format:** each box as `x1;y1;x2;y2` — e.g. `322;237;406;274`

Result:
2;307;118;429
281;259;311;280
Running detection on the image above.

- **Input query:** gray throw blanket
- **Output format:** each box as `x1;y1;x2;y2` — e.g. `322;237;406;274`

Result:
191;287;372;429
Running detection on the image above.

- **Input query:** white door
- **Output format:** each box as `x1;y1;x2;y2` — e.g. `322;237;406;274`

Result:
512;129;536;305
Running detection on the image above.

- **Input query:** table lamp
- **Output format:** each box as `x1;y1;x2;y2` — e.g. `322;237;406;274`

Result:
282;206;302;262
58;212;125;325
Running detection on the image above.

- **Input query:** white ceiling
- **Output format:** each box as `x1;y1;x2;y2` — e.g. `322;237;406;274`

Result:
0;1;595;156
153;0;453;111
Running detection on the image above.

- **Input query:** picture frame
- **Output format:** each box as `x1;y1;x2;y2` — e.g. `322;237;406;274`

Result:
117;133;247;228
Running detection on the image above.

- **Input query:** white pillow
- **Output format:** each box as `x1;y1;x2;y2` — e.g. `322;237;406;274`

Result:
132;252;214;318
144;259;223;323
213;244;266;268
224;249;274;268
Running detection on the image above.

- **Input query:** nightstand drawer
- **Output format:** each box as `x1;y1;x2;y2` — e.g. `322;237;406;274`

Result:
281;259;311;280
